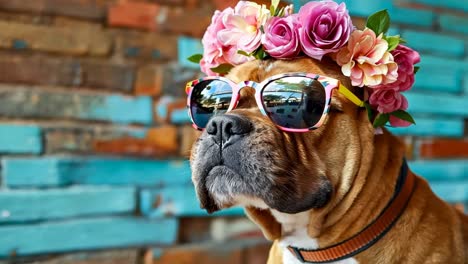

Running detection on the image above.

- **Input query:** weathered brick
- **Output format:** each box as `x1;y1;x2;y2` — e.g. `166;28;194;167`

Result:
419;139;468;159
0;21;111;56
179;125;201;156
152;239;270;264
0;124;42;154
244;241;273;264
440;14;468;35
0;0;116;20
44;125;146;154
154;97;186;124
402;0;468;12
401;30;465;57
81;60;136;92
108;1;160;31
93;125;178;157
3;250;138;264
0;54;135;91
112;29;178;61
152;242;243;264
135;65;164;96
146;126;179;153
158;7;212;37
0;85;153;124
93;137;175;157
0;54;80;87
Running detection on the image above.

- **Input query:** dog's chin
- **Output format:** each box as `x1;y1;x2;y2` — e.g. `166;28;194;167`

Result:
196;165;332;215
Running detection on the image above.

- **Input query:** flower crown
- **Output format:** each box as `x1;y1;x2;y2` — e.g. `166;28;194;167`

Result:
188;0;421;128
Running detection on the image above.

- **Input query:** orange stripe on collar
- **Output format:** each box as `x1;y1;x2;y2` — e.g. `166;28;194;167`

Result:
288;160;416;263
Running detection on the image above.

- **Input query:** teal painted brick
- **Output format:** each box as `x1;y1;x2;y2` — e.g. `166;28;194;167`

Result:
171;109;191;124
0;86;153;125
412;67;461;93
389;7;434;27
388;117;464;137
337;0;392;17
430;181;468;203
401;31;465;57
440;14;468;35
406;0;468;12
0;124;41;154
84;96;153;125
140;186;244;218
418;55;468;72
0;187;135;223
0;217;178;257
409;160;468;182
3;158;191;188
406;92;468;116
2;159;66;187
178;37;203;69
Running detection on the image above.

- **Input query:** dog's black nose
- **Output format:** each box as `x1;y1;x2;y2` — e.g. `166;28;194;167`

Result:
206;115;252;145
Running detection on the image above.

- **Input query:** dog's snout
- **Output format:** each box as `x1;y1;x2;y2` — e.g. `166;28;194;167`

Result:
206;115;252;144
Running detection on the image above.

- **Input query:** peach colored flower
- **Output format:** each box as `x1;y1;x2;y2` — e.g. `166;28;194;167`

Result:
218;1;270;62
336;28;398;87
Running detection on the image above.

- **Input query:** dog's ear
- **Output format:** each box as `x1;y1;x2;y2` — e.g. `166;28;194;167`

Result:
245;207;282;240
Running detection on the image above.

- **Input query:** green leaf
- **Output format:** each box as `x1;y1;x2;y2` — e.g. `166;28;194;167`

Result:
391;110;416;124
385;35;400;51
187;54;203;64
364;102;374;122
272;0;280;10
373;113;390;128
270;5;275;16
413;66;420;74
366;9;391;35
210;63;234;74
237;50;251;57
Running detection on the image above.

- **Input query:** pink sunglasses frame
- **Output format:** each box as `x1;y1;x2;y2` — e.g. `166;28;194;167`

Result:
185;72;364;133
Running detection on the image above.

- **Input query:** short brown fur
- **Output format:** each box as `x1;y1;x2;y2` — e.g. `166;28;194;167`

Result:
192;57;468;263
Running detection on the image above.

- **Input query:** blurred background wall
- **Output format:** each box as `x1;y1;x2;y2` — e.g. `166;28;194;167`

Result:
0;0;466;263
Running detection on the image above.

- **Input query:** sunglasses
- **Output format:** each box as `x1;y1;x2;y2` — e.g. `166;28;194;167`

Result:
185;72;364;132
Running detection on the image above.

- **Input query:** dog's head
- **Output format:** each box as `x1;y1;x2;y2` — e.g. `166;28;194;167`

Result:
190;57;373;239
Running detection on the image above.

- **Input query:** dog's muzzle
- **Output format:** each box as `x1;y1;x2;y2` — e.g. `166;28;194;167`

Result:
191;113;332;214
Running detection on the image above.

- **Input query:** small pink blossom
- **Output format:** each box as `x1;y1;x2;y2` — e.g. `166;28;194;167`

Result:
200;8;233;75
298;0;353;60
262;15;301;59
369;89;408;114
373;44;420;92
336;28;398;87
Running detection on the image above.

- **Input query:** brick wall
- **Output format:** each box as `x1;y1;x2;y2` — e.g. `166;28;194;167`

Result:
0;0;466;263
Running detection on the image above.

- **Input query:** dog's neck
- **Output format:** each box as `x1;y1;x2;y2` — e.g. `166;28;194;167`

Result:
271;128;406;262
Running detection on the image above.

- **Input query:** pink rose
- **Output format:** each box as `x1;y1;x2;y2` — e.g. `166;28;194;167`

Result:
369;89;408;113
373;44;421;92
218;1;270;63
200;8;233;75
298;0;353;60
336;28;398;87
261;15;301;59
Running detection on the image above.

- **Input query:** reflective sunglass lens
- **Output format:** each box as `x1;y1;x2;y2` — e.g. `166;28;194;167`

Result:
190;80;233;128
261;77;326;129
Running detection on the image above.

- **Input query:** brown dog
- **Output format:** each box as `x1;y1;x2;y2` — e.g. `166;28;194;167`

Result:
190;57;468;263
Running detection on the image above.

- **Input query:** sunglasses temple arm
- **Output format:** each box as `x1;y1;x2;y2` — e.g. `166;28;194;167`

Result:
338;84;365;107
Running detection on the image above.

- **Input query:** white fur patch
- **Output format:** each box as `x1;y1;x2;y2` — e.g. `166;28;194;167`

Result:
271;210;359;264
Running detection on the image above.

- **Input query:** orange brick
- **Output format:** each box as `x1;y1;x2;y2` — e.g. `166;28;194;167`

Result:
108;2;159;31
146;125;178;153
419;138;468;159
180;125;201;157
154;98;187;124
135;65;164;96
93;137;176;157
